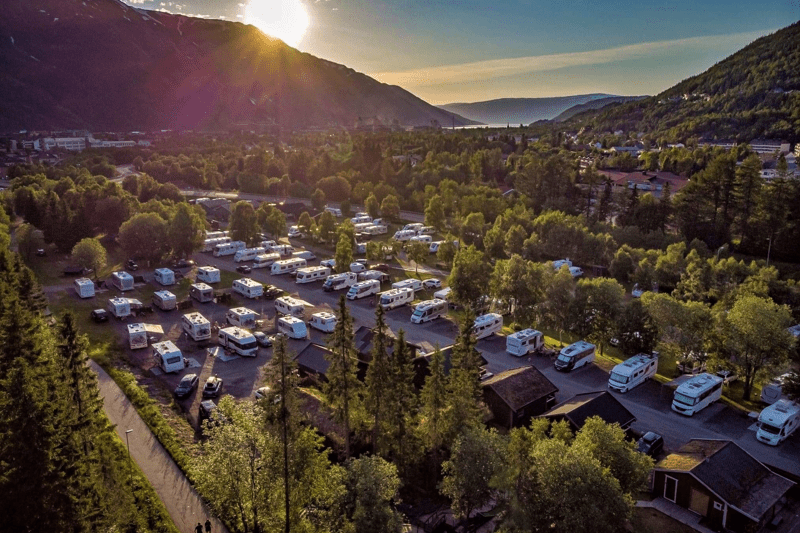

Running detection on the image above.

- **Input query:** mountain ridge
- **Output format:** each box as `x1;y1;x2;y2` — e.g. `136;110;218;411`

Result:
551;95;648;122
438;94;620;125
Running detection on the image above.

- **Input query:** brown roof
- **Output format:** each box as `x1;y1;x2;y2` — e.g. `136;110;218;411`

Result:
542;391;636;429
482;366;558;412
609;170;689;193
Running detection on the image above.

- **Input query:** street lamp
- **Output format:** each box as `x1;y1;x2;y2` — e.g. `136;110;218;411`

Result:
125;429;133;487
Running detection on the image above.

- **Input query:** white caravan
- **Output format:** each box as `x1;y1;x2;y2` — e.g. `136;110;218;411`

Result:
275;296;306;318
74;278;95;298
756;400;800;446
552;258;573;270
434;287;452;301
379;288;414;310
323;272;358;292
409;235;432;244
111;271;134;292
347;279;381;300
363;224;388;235
671;373;723;416
411;299;448;324
359;270;389;283
217;327;258;357
554;340;596;372
402;223;424;233
608;353;659;393
392;279;423;292
190;282;214;303
392;229;417;242
506;329;544;357
271;258;307;276
351;214;372;224
325;206;342;217
292;250;317;261
473;313;503;340
253;253;281;269
152;290;177;311
153;341;184;374
350;262;367;273
205;230;227;239
107;297;133;319
419;226;435;235
354;222;374;233
226;307;257;329
213;240;246;257
127;323;149;350
296;266;331;284
196;266;221;284
234;247;267;263
154;268;175;286
182;312;211;342
202;237;231;252
269;244;295;257
277;316;308;339
232;278;264;299
761;374;790;405
309;312;337;333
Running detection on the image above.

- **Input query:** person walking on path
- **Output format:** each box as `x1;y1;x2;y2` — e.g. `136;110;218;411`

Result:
195;523;203;533
205;519;212;533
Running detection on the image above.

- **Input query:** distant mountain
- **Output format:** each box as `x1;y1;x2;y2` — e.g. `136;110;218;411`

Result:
0;0;478;131
563;22;800;141
552;95;648;122
438;94;618;125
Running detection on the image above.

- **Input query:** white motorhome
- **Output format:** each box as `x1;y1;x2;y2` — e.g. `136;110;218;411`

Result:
253;253;281;269
411;299;448;324
182;312;211;341
351;214;372;224
402;223;424;233
296;266;331;284
269;244;294;257
309;312;337;333
232;278;264;299
292;250;317;261
74;278;95;298
671;373;723;416
392;278;422;292
554;340;596;372
202;237;231;252
506;329;544;357
127;323;149;350
325;206;342;217
608;353;658;393
275;296;305;318
473;313;503;340
111;271;134;292
359;270;389;283
152;290;177;311
354;242;367;255
234;247;267;263
363;224;388;235
271;258;307;276
552;258;573;270
756;400;800;446
350;261;367;273
226;307;257;329
205;230;227;240
152;341;184;374
354;222;374;232
277;316;308;339
196;266;221;284
107;297;132;319
379;288;414;310
154;268;175;286
259;239;278;249
434;287;452;301
190;282;214;303
323;272;358;292
409;235;432;244
217;327;258;357
213;240;246;257
347;279;381;300
392;229;416;242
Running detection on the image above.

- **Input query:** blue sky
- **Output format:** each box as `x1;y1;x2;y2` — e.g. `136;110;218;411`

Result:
123;0;798;104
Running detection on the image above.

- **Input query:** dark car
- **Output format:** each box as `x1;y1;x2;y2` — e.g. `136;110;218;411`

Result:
90;309;109;323
199;400;224;432
202;376;223;398
263;285;283;300
174;373;199;399
372;263;390;272
253;331;273;347
637;431;664;457
173;258;196;269
126;259;139;271
236;265;252;274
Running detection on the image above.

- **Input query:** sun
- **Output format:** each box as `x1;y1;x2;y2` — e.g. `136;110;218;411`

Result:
243;0;310;47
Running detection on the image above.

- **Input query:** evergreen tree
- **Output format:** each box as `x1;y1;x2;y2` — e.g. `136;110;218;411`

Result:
384;330;417;469
364;305;391;454
446;310;484;440
419;347;448;452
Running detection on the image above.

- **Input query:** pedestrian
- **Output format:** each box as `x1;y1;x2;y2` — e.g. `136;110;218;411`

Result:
205;519;212;533
195;523;203;533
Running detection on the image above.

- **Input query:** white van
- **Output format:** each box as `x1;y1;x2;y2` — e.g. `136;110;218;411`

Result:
392;278;422;292
473;313;503;340
411;299;448;324
154;268;175;286
296;266;331;284
218;327;258;357
379;288;414;310
429;241;443;254
756;400;800;446
271;258;307;276
350;262;367;273
152;290;177;311
608;353;658;393
292;250;317;261
275;296;306;318
347;279;381;300
111;271;134;292
672;373;723;416
127;323;149;350
226;307;257;329
190;283;214;303
325;206;342;217
232;278;264;299
506;329;544;357
409;235;432;244
323;272;358;292
107;297;133;319
234;247;267;263
392;229;417;242
74;278;95;298
402;223;424;233
182;312;211;342
196;266;220;284
309;312;337;333
214;240;246;257
554;340;595;372
277;316;308;339
153;341;184;374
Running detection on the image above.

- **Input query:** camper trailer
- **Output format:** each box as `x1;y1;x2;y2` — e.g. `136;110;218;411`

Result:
127;323;149;350
107;297;133;319
409;234;432;244
234;247;267;263
226;307;257;329
309;312;337;333
153;341;184;374
472;313;503;340
506;329;544;357
217;327;258;357
275;296;305;318
756;400;800;446
295;266;331;284
608;353;658;393
196;266;221;284
434;287;452;302
277;316;308;339
363;224;388;235
323;272;358;292
205;230;227;240
761;375;790;405
190;283;214;303
351;214;372;224
271;258;307;276
74;278;95;299
554;340;596;372
269;244;295;257
292;250;317;261
152;290;177;311
402;223;424;233
392;279;423;292
202;237;231;252
359;270;389;283
111;271;134;292
154;268;175;286
325;206;342;217
392;229;417;242
232;278;264;299
182;312;211;342
379;288;414;310
410;299;448;324
213;240;246;257
672;373;723;416
347;279;381;300
253;253;281;269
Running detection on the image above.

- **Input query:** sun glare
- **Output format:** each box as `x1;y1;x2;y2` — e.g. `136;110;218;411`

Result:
243;0;310;47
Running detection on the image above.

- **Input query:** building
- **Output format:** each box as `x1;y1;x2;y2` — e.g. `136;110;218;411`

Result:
652;440;794;532
541;391;635;431
748;139;791;155
42;137;87;151
412;343;489;390
294;343;335;382
481;366;558;429
610;146;643;155
608;170;688;198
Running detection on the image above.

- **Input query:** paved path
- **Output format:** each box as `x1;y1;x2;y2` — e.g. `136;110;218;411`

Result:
90;360;229;533
636;498;716;533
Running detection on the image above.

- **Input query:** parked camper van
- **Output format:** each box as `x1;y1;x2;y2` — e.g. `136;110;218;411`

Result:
402;223;424;233
323;272;358;292
506;329;544;357
608;353;658;393
213;241;246;257
107;297;133;319
232;278;264;299
196;266;221;284
127;323;149;350
234;247;267;263
190;283;214;303
671;373;723;416
379;288;414;310
347;279;381;300
153;268;174;286
253;253;281;269
202;237;230;252
275;296;305;318
756;400;800;446
434;287;452;302
472;313;503;340
411;299;448;324
153;341;184;374
325;206;342;217
152;290;177;311
218;327;258;357
363;224;388;235
552;258;573;270
409;235;432;245
309;312;337;333
359;270;389;283
296;266;331;284
351;214;372;224
554;340;596;372
270;244;295;257
205;230;227;239
111;271;134;292
271;258;307;276
350;262;367;273
292;250;317;261
392;229;416;242
74;278;95;298
226;307;257;329
182;312;211;342
277;316;308;339
392;278;422;292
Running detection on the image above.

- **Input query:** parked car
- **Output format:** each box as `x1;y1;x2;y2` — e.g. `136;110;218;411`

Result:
172;258;195;269
199;400;224;430
422;278;442;290
253;331;273;347
637;431;664;457
174;373;199;399
202;376;223;398
90;309;109;323
126;259;139;271
236;265;252;274
263;285;283;299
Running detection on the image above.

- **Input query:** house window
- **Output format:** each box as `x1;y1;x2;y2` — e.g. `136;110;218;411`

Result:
664;475;678;503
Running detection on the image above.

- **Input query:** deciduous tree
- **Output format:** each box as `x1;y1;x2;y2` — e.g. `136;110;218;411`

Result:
71;238;107;280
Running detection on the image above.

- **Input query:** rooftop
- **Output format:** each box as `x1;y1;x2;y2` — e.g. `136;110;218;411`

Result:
482;366;558;411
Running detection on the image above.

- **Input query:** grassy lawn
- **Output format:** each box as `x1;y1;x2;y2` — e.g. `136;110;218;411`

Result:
630;507;698;533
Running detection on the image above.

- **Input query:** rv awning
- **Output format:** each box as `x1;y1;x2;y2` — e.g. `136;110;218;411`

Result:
143;324;164;335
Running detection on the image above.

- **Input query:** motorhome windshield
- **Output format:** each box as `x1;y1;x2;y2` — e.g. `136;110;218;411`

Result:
759;422;781;435
610;372;629;384
673;392;697;406
556;354;572;364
